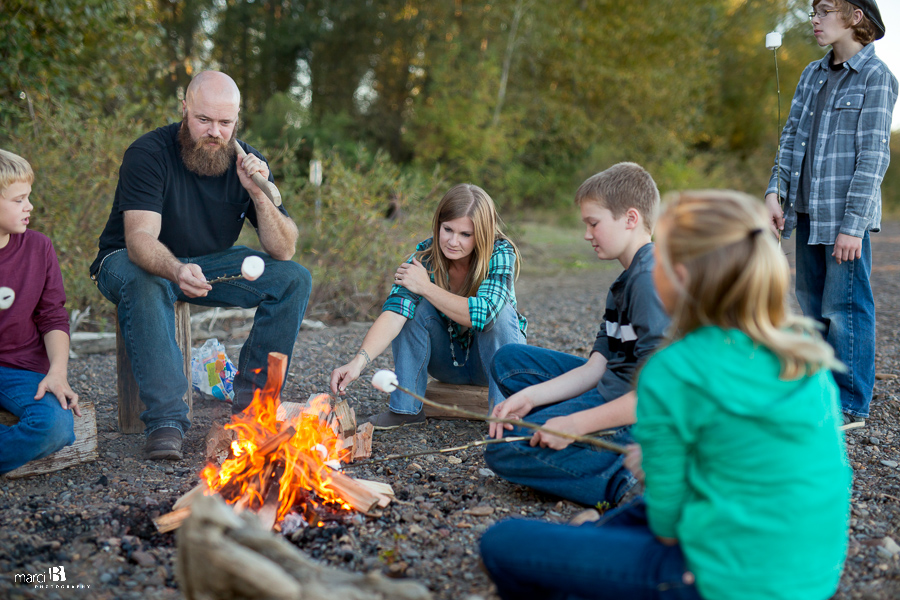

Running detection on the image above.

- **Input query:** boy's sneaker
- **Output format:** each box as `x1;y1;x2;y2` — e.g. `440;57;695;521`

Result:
145;427;183;460
364;410;426;430
840;413;866;431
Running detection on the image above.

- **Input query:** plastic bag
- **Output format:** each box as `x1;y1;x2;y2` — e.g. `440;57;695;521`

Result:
190;338;237;402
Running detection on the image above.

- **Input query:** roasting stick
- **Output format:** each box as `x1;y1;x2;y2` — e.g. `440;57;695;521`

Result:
234;141;282;206
370;370;629;454
346;436;531;467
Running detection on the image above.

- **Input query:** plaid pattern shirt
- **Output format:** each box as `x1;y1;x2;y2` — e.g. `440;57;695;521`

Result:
382;238;527;347
766;44;897;244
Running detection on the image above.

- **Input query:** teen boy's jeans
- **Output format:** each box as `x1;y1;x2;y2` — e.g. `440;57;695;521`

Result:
0;366;76;474
480;499;701;600
484;344;636;507
95;246;311;435
389;300;524;415
794;214;874;418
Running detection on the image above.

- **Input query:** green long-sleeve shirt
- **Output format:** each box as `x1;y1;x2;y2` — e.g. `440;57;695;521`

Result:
635;327;850;600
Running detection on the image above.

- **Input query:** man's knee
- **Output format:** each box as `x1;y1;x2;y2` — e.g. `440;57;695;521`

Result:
271;260;312;299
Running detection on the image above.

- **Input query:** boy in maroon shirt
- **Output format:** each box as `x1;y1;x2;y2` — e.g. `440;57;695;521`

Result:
0;149;80;474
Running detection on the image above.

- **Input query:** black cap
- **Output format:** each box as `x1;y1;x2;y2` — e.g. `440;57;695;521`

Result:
846;0;886;40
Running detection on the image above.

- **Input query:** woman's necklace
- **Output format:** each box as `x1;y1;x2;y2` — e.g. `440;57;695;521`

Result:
449;324;472;367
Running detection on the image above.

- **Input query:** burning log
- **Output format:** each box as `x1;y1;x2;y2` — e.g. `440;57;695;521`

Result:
177;494;432;600
155;351;388;533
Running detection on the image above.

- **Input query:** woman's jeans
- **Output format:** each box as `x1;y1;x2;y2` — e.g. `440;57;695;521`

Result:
389;300;524;414
483;344;635;507
480;499;702;600
795;214;874;418
0;365;76;474
95;246;311;434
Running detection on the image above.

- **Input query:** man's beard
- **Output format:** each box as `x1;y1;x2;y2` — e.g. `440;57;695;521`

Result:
178;121;237;177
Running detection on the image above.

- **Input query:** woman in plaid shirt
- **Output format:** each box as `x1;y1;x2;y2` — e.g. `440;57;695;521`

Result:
330;184;527;429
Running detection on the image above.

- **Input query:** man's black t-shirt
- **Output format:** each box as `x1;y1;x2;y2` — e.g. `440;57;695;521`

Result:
90;122;289;275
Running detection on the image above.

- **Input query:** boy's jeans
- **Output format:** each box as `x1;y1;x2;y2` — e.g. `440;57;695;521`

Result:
484;344;636;507
389;300;524;414
0;366;76;474
95;246;311;434
795;215;874;418
480;499;701;600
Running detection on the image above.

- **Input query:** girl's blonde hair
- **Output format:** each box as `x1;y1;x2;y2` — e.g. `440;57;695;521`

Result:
655;190;839;379
417;184;520;298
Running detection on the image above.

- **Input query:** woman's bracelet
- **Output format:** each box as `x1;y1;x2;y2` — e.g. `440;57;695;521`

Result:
357;349;372;370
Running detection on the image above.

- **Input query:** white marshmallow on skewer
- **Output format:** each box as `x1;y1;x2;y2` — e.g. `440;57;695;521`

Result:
241;255;265;281
371;369;399;393
766;31;782;50
0;287;14;310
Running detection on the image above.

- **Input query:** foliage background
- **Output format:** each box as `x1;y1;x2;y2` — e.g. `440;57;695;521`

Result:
1;0;897;324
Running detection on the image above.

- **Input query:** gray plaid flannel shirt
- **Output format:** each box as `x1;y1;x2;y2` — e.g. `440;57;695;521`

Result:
766;44;897;244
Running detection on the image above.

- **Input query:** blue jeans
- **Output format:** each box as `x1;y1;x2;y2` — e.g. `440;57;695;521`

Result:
795;214;874;418
0;365;76;474
480;499;701;600
389;300;525;414
95;246;311;433
483;344;635;506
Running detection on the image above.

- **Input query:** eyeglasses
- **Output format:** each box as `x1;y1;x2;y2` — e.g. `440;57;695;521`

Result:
808;9;840;20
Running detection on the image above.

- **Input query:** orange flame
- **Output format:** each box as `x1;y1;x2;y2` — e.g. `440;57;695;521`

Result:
201;364;352;521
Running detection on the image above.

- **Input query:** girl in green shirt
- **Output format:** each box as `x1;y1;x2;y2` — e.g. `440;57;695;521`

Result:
480;190;850;600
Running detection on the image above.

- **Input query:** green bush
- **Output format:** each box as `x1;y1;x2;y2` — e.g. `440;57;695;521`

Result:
5;103;165;325
267;147;440;322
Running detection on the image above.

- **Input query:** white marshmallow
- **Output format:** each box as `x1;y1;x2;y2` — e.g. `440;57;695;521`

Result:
241;255;265;281
766;32;782;50
0;287;14;310
371;369;399;393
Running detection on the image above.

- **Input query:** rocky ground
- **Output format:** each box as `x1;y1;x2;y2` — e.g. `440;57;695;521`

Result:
1;223;899;600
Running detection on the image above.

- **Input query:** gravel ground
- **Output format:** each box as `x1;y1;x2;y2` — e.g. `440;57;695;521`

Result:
1;223;899;599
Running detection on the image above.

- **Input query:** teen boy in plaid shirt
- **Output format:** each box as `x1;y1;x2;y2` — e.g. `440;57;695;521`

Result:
766;0;897;425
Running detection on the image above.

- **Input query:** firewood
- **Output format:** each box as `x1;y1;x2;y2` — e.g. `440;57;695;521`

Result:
292;453;386;514
352;422;373;460
155;507;193;534
177;494;432;600
331;398;356;437
1;400;98;479
205;421;237;465
354;479;395;507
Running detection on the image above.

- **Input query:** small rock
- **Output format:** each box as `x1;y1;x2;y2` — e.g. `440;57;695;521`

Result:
463;506;495;517
478;468;495;477
879;460;898;468
869;437;881;446
100;572;113;584
881;536;900;556
447;456;462;465
407;462;422;472
131;550;157;567
425;455;435;463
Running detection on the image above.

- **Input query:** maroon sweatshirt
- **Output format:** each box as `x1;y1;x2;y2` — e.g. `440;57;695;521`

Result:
0;230;69;374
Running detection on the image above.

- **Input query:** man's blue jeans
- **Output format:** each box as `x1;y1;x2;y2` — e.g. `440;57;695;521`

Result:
0;365;76;474
95;246;311;434
484;344;635;506
389;300;524;414
795;215;874;418
480;499;701;600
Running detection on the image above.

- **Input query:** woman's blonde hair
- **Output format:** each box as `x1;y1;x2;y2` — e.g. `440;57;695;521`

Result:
655;190;839;379
417;184;520;298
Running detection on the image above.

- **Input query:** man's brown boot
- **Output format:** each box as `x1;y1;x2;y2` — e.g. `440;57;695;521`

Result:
145;427;183;461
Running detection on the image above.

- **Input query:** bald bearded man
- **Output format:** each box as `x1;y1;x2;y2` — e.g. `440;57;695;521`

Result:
90;71;311;460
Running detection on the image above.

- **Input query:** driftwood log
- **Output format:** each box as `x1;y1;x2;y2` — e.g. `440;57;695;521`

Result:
177;494;431;600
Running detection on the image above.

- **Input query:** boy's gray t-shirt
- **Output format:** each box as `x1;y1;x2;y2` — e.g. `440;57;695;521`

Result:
797;61;845;214
590;243;669;402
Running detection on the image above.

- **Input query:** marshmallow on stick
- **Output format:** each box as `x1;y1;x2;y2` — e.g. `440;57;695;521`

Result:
371;369;399;393
241;256;265;281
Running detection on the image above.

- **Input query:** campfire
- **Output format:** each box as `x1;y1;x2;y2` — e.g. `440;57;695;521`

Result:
154;352;385;534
